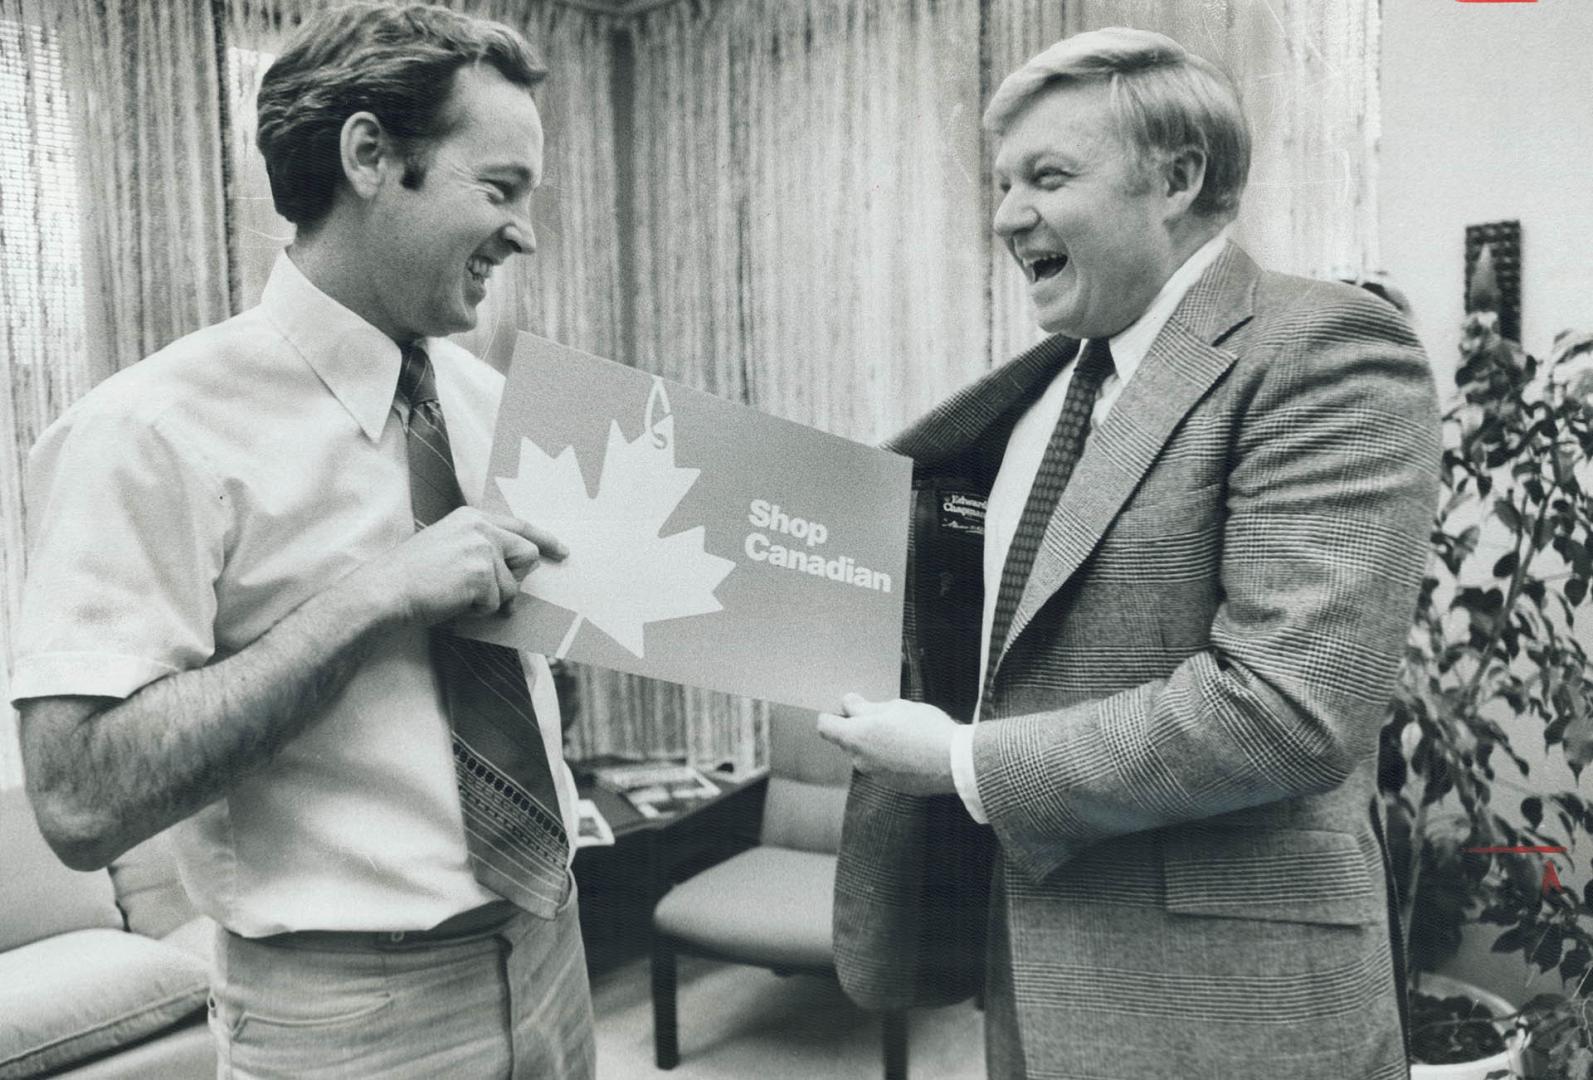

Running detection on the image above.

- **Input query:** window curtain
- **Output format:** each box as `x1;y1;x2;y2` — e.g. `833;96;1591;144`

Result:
67;0;235;381
0;0;225;785
0;0;86;787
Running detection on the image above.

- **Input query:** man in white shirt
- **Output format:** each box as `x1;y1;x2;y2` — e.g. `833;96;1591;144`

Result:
820;28;1438;1079
11;4;593;1076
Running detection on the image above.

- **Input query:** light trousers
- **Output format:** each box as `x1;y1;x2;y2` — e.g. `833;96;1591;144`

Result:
208;885;594;1079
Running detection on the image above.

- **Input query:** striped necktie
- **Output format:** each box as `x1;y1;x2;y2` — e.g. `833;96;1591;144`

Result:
397;344;569;918
984;338;1115;698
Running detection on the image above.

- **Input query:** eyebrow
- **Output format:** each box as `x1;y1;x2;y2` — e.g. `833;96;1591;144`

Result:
1009;149;1082;172
483;164;539;187
994;147;1088;187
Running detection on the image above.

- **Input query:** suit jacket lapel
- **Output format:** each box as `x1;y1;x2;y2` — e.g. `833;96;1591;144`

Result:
999;243;1261;671
885;334;1078;468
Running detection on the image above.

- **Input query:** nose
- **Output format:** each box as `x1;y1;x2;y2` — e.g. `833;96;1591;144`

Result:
503;222;536;256
503;212;536;256
992;187;1038;239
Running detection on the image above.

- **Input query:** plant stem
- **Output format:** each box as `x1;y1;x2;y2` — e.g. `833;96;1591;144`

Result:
1449;490;1556;755
1405;798;1430;984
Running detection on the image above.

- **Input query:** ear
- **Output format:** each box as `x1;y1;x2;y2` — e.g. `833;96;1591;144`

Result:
338;111;391;200
1161;146;1208;220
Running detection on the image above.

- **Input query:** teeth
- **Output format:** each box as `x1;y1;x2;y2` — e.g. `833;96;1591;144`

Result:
1024;254;1066;282
467;257;491;280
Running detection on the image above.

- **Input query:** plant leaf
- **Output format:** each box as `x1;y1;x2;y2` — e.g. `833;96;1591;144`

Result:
1532;925;1565;971
1565;709;1593;776
1493;925;1528;953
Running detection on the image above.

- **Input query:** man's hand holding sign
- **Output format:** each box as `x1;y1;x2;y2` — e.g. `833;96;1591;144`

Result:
817;694;958;797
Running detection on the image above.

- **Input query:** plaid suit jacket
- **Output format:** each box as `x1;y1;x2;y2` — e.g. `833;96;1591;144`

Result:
833;245;1440;1079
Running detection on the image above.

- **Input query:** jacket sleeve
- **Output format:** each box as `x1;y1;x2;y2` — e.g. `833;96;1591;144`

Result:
972;293;1442;883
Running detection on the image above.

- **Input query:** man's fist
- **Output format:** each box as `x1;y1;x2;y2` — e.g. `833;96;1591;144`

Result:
347;507;567;626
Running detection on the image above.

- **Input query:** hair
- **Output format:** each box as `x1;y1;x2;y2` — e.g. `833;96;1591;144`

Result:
983;27;1249;220
256;2;547;230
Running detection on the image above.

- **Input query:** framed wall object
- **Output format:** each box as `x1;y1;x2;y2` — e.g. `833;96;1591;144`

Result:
1464;220;1522;343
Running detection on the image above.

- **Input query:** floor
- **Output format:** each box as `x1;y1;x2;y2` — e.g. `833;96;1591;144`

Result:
591;953;986;1080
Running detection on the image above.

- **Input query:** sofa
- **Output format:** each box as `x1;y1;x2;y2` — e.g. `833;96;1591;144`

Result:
0;787;214;1079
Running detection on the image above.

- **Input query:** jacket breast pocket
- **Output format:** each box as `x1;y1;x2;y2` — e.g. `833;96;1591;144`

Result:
1163;827;1381;928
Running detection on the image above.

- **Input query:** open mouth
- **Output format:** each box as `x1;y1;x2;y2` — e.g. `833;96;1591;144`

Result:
1027;254;1068;283
467;256;493;289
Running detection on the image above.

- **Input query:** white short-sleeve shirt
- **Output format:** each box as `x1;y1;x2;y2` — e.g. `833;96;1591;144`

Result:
10;253;578;937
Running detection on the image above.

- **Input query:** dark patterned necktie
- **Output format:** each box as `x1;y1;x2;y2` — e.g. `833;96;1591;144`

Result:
984;338;1115;696
397;344;569;918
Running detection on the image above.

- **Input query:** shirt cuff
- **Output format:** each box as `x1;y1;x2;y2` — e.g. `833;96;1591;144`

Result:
949;723;989;824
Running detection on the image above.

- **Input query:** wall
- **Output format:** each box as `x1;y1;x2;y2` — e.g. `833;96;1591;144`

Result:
1380;0;1593;1003
1381;0;1593;397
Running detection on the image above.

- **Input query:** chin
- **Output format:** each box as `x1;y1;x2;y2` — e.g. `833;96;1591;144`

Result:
1034;309;1087;338
432;309;478;337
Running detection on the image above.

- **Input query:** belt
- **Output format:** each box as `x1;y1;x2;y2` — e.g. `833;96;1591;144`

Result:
252;900;520;951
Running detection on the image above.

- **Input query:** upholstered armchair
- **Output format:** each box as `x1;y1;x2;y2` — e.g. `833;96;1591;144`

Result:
650;706;908;1079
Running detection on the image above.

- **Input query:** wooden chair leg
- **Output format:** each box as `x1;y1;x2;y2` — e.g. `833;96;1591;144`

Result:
882;1009;908;1080
653;936;679;1069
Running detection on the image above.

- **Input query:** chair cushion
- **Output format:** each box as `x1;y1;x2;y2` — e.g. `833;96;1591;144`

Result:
54;1021;212;1080
654;847;836;970
0;928;209;1079
767;705;853;786
0;788;121;951
760;776;847;855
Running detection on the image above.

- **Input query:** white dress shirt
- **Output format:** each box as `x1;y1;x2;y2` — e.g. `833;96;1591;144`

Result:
11;253;578;935
950;230;1231;823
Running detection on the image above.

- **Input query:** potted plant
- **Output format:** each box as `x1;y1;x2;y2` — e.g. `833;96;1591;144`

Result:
1381;303;1593;1079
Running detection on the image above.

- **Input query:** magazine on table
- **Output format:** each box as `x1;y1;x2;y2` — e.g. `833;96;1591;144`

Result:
574;798;615;847
589;762;721;818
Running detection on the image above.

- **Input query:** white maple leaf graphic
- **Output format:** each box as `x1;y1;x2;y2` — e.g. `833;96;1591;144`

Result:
494;379;736;659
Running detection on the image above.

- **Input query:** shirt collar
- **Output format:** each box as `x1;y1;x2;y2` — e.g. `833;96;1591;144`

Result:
260;252;420;443
1103;226;1232;384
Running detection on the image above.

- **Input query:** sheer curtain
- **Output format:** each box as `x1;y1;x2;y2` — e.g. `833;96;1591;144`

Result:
1;0;230;786
0;0;86;787
67;0;235;380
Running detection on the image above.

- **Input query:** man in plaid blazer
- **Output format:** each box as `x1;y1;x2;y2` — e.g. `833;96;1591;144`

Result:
819;28;1439;1080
